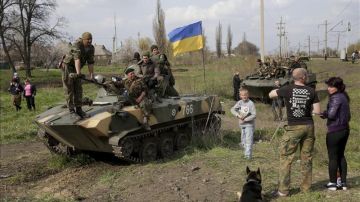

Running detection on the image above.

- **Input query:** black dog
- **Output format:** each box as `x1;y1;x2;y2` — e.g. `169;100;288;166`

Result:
239;166;263;202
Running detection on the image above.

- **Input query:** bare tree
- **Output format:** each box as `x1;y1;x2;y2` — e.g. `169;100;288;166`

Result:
0;0;16;73
226;24;232;56
152;0;167;54
118;38;137;64
215;21;222;58
2;0;65;77
137;37;154;53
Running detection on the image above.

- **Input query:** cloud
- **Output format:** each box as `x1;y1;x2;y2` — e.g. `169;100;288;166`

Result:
165;0;252;25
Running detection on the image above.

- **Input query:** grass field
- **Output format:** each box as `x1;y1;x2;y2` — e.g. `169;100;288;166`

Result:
0;57;359;201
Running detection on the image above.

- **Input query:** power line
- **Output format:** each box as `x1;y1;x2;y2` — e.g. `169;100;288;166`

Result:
330;0;353;22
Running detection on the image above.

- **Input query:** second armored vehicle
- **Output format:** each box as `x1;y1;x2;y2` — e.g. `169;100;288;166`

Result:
241;65;317;103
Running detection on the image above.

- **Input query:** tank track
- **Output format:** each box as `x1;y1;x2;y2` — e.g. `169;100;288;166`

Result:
112;113;221;163
37;129;75;155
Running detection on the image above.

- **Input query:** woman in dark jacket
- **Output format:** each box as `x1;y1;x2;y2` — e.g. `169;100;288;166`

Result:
320;77;351;191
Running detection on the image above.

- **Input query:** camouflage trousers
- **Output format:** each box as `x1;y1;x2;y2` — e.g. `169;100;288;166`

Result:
12;94;22;106
139;97;153;117
62;65;83;110
156;76;179;97
279;124;315;194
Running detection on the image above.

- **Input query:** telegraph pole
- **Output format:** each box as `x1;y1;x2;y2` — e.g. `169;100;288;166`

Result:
277;17;285;58
318;20;329;56
308;35;311;57
260;0;265;62
112;14;117;57
324;20;328;56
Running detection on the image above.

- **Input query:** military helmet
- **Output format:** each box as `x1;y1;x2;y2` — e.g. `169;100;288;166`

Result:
142;51;150;58
82;32;93;40
94;74;105;84
125;66;135;75
150;44;158;51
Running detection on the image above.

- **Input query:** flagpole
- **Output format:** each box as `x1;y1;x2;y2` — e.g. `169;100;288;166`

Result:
201;47;206;94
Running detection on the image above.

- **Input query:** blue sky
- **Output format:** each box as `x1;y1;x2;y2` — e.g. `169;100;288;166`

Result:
55;0;359;54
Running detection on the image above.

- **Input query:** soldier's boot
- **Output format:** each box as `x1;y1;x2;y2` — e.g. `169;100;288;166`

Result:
69;108;76;113
143;116;151;131
76;107;90;119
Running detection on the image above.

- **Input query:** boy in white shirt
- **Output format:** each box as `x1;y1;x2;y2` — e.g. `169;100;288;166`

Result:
231;88;256;159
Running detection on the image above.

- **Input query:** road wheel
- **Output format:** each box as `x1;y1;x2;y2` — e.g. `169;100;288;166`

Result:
160;136;174;158
119;138;134;157
175;133;190;150
140;138;158;162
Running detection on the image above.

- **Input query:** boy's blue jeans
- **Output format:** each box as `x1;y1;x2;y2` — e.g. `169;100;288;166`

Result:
240;125;254;158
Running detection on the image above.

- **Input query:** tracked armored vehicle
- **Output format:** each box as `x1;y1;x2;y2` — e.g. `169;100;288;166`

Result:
35;76;223;162
241;66;317;103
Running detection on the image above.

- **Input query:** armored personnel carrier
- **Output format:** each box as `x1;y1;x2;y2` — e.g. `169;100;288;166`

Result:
241;66;317;103
35;76;223;162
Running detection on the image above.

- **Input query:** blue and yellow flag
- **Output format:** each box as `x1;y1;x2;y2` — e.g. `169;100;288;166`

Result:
168;21;203;56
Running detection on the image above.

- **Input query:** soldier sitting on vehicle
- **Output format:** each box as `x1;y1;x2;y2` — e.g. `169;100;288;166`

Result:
150;45;179;97
138;51;157;88
124;67;153;130
288;55;301;71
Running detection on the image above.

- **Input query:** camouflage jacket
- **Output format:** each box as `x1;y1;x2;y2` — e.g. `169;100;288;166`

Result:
124;77;148;99
63;38;95;68
138;59;156;78
151;53;175;85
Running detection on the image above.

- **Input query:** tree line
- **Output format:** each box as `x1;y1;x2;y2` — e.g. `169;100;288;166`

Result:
1;0;65;77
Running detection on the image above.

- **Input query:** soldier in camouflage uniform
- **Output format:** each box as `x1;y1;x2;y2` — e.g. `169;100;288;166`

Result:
124;67;152;130
138;51;157;85
269;68;320;196
62;32;95;118
288;55;301;71
150;45;179;97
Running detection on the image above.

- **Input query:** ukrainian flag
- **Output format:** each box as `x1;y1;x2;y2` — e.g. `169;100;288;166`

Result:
168;21;204;56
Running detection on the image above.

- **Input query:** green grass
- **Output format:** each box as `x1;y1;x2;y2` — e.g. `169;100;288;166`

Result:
0;83;98;144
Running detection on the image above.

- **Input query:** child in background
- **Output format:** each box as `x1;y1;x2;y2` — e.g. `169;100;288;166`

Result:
231;88;257;159
23;79;36;110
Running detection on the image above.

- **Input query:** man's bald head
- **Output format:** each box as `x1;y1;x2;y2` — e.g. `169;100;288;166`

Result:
292;68;308;82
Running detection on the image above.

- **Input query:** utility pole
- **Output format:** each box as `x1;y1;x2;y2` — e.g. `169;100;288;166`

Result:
277;17;285;58
346;22;351;57
308;35;311;57
284;35;288;58
325;20;328;56
336;32;340;54
260;0;265;62
283;27;288;58
298;41;301;54
112;14;117;58
318;20;329;56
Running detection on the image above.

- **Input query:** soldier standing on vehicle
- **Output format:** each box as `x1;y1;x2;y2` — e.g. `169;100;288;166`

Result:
124;67;152;130
150;45;178;97
62;32;95;118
